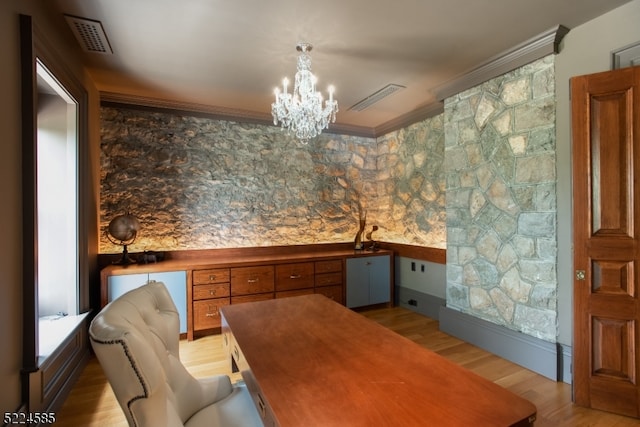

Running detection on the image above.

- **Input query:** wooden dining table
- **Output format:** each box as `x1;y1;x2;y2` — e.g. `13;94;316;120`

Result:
220;294;537;426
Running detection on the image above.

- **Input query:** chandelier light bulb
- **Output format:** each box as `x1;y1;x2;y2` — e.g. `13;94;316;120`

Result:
271;42;339;143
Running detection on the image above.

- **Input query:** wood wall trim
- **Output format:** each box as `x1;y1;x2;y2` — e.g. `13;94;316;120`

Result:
20;13;38;374
98;242;355;268
378;242;446;264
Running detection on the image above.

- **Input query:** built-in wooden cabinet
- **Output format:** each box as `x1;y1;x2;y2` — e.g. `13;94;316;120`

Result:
100;245;393;340
231;266;275;296
275;262;314;295
192;268;230;331
314;259;344;304
193;298;230;331
192;268;230;289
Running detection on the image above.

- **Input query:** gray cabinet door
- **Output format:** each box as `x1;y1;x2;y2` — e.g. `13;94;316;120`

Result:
368;256;391;305
346;258;369;308
346;255;390;308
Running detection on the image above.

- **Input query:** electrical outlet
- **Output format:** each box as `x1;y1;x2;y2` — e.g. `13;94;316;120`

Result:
408;299;417;306
411;262;416;271
421;264;425;272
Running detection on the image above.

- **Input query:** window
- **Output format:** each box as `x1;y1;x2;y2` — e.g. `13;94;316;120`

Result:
35;61;85;361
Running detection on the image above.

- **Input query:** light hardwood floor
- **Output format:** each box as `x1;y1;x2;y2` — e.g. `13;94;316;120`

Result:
55;306;640;426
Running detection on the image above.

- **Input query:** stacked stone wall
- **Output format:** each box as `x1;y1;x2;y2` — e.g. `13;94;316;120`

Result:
99;109;446;252
377;116;446;246
444;55;557;341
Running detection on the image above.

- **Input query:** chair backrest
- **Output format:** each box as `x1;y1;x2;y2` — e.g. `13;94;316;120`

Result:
89;282;208;426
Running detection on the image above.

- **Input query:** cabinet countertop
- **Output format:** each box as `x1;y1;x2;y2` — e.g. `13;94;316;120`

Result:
101;248;392;277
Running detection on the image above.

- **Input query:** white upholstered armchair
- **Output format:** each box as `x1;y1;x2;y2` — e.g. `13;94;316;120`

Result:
89;281;262;427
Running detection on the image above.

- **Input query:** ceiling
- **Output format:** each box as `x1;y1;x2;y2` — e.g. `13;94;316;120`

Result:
47;0;632;136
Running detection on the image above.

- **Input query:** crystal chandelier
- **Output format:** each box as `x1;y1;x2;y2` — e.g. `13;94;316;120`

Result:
271;43;338;143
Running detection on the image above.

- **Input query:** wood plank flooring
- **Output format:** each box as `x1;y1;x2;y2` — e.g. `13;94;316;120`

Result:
55;306;640;426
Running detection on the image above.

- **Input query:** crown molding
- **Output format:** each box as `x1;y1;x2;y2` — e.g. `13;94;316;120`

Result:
433;24;570;102
100;91;377;138
100;91;274;125
100;90;441;139
324;123;377;138
373;101;444;136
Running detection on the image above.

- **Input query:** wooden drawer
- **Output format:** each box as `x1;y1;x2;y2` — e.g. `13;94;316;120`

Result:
231;266;275;295
276;288;315;299
275;262;314;291
193;283;230;300
315;259;342;274
231;293;274;305
193;297;230;330
316;285;343;304
193;268;230;285
315;271;342;287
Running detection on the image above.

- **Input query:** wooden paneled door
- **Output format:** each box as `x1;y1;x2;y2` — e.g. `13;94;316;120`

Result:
572;65;640;417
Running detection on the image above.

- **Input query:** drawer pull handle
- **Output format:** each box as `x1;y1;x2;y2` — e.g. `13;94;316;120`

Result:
209;289;216;295
257;393;266;418
205;312;217;317
247;277;259;283
206;305;218;316
209;274;217;281
290;274;301;279
233;346;240;361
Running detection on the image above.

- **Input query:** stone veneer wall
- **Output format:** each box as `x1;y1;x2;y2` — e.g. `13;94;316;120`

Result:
100;108;446;253
444;55;557;342
378;116;446;246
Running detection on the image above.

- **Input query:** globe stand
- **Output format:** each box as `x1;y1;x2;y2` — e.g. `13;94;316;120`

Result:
113;244;136;265
106;212;141;266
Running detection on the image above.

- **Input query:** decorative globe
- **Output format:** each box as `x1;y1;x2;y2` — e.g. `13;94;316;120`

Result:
107;213;140;244
106;213;140;265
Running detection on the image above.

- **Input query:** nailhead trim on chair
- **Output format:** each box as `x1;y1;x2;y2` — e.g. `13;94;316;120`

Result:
90;336;148;427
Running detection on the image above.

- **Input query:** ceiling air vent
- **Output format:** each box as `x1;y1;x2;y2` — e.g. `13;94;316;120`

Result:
64;15;113;54
349;84;405;112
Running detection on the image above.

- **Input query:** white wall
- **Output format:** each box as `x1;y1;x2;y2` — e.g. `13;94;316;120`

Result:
555;0;640;346
396;257;446;299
